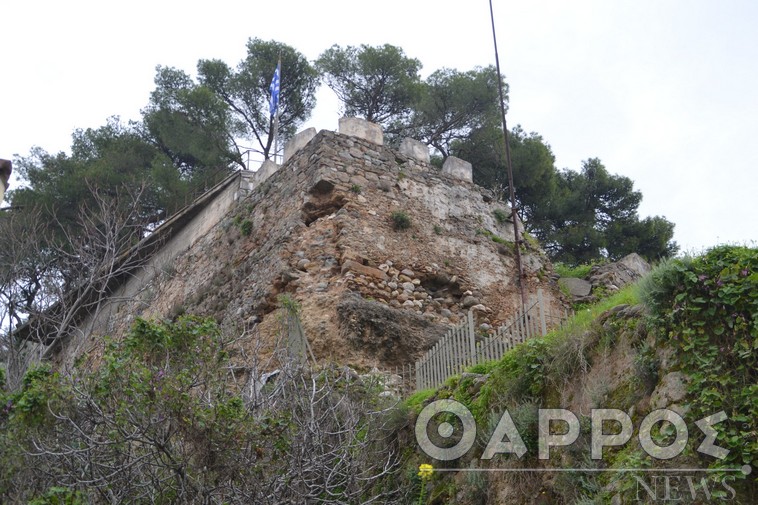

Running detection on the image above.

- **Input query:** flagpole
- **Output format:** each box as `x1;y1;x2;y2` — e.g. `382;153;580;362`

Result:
274;56;282;164
268;56;282;163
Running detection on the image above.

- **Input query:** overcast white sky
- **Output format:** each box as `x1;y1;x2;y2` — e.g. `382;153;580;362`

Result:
3;0;757;253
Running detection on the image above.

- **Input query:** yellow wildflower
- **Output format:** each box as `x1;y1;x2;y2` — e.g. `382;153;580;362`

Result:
418;463;434;480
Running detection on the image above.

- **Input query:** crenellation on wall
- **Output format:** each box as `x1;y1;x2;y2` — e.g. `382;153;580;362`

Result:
284;127;317;163
254;159;280;184
442;156;473;183
399;137;430;164
338;117;384;145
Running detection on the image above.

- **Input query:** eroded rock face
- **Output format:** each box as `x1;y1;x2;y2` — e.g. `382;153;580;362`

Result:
337;293;448;366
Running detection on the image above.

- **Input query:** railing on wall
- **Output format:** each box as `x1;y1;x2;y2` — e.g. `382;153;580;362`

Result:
412;289;570;391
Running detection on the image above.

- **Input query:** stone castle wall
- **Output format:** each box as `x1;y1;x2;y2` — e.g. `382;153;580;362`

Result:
50;118;564;372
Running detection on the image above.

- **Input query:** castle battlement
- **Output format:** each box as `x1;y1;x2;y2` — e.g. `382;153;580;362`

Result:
241;117;475;197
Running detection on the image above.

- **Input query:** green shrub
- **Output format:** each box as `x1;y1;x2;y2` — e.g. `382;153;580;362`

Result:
232;215;253;236
278;293;302;314
405;388;436;413
553;261;596;279
465;361;498;375
28;487;87;505
8;364;64;427
239;219;253;236
391;210;411;230
636;256;691;317
476;228;511;246
350;184;362;194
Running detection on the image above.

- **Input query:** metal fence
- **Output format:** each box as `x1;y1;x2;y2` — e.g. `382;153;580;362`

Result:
413;289;570;390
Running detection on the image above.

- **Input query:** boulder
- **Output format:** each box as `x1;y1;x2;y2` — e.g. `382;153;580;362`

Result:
589;253;651;292
558;277;592;297
341;259;388;281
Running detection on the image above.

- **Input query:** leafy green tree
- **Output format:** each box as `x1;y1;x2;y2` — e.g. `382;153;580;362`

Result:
541;159;677;264
3;119;191;339
11;117;184;231
142;65;243;175
605;215;678;261
456;125;677;264
198;38;318;161
408;66;502;158
316;43;422;129
561;158;641;229
456;124;558;222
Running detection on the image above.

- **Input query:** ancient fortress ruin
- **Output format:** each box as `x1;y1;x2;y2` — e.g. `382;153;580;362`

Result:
30;117;565;376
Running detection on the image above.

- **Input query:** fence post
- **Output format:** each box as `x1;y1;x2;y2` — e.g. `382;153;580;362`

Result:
418;355;424;390
538;288;547;336
467;309;476;364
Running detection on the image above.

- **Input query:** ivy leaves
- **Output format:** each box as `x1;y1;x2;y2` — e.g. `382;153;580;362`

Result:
643;246;757;475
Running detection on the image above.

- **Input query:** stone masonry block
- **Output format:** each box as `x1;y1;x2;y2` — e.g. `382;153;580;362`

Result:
442;156;473;183
338;117;383;145
399;138;430;164
341;259;388;281
284;127;317;163
255;159;280;183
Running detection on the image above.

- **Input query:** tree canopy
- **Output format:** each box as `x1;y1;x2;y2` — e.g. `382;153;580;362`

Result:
457;126;678;264
142;65;242;175
11;117;185;232
316;44;422;130
199;38;318;161
408;66;503;158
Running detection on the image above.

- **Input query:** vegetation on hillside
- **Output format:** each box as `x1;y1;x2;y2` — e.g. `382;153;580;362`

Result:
640;245;757;476
0;316;407;503
403;245;756;503
0;217;752;502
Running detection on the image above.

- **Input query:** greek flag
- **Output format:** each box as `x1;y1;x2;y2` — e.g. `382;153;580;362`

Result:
269;63;281;116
